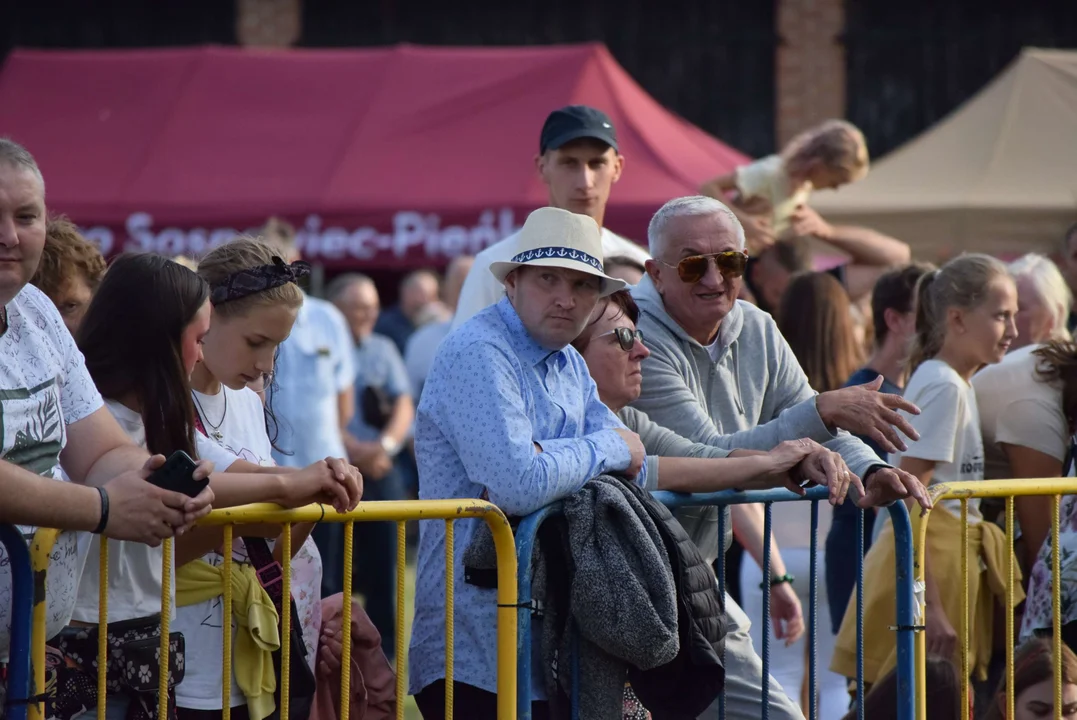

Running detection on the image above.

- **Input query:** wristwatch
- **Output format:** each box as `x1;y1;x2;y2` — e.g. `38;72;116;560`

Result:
380;435;402;457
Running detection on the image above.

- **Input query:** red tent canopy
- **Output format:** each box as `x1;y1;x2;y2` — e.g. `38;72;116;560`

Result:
0;43;747;269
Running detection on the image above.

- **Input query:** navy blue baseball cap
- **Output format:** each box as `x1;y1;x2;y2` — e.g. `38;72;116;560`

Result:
539;105;618;154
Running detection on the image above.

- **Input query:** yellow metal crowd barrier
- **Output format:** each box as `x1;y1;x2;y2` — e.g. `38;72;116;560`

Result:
27;499;519;720
913;478;1077;720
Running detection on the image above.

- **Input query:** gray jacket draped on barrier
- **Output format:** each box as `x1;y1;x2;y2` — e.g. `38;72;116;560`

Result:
465;474;726;719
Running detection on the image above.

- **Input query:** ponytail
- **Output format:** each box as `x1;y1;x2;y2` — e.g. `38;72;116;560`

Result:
905;253;1010;375
907;270;941;374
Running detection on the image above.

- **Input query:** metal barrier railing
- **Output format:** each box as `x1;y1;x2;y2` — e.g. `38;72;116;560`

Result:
913;478;1077;720
26;499;520;720
0;526;35;720
514;486;918;720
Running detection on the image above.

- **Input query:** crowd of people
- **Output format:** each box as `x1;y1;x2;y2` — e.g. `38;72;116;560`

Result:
2;99;1077;720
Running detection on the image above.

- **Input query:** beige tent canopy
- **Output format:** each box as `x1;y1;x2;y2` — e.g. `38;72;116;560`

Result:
813;48;1077;259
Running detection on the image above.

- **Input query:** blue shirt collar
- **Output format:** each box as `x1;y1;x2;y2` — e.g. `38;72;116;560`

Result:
495;296;560;368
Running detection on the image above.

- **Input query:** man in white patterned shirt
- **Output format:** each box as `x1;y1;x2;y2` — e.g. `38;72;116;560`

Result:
0;138;214;660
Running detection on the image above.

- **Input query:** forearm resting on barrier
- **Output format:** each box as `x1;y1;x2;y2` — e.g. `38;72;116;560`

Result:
0;458;104;530
655;452;775;493
210;458;359;513
207;469;293;507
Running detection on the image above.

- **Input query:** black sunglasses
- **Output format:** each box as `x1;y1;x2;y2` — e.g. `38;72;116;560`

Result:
597;327;644;351
657;251;748;284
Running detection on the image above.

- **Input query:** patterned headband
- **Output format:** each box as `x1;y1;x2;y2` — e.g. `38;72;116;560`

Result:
210;256;311;306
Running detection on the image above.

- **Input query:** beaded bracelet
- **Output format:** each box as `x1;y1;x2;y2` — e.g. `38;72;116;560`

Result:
761;573;795;590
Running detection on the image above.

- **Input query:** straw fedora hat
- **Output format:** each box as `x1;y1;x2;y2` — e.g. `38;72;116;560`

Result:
489;207;626;296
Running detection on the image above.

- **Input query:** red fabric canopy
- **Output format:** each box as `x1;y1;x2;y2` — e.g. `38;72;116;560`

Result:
0;43;748;269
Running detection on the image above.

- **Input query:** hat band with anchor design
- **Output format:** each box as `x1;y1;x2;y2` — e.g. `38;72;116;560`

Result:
510;246;602;272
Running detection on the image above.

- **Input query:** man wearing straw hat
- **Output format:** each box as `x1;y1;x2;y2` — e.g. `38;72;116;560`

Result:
409;206;646;719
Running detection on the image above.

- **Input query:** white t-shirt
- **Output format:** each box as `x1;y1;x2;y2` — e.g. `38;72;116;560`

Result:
704;337;722;363
734;155;813;236
893;359;985;520
972;344;1068;480
451;226;651;330
174;385;322;710
0;285;103;659
73;400;240;624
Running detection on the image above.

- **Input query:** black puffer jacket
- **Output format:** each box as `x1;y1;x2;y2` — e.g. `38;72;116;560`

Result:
621;479;726;720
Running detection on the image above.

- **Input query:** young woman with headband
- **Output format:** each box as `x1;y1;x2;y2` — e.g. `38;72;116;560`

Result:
175;238;362;720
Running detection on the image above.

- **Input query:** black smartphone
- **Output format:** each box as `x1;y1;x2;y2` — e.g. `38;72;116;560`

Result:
147;450;209;498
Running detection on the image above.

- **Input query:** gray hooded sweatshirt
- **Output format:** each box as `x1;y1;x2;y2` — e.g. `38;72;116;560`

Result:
630;274;885;560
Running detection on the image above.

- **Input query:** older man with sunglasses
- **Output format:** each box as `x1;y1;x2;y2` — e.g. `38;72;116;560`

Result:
630;195;932;720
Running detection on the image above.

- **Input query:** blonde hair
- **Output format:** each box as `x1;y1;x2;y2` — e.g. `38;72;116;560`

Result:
908;253;1010;373
197;236;303;319
171;255;199;271
1009;253;1073;343
782;119;869;182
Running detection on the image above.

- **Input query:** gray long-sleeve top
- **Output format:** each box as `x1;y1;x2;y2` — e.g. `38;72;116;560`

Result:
617;405;731;564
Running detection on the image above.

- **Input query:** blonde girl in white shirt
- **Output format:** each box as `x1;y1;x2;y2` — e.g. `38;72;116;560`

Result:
895;254;1017;663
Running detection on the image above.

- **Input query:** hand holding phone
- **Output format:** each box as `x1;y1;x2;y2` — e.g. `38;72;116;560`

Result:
147;450;210;498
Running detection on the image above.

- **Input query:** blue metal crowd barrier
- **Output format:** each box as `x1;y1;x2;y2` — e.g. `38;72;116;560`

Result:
0;526;35;720
513;487;917;720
